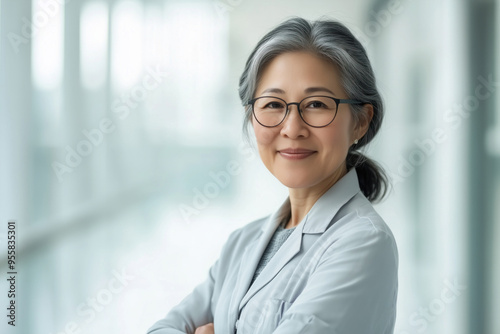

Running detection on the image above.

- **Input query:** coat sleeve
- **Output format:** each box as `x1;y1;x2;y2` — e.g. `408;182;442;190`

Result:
146;229;239;334
272;226;399;334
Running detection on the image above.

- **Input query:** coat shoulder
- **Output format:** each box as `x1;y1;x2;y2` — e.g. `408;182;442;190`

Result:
224;215;268;247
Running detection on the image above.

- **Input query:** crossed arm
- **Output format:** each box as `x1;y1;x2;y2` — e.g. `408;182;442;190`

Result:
148;224;398;334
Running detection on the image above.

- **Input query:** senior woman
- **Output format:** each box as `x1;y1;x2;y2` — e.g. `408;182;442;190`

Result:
148;17;398;334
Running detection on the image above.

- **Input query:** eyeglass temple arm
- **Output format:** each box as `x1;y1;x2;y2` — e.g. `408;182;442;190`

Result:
337;99;366;105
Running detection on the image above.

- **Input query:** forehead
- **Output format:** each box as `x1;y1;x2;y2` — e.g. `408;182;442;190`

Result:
256;51;344;96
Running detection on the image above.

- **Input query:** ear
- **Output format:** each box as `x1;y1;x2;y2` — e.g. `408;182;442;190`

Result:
354;104;374;140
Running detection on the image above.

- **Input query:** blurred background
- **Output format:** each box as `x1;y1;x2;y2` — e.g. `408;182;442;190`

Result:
0;0;498;333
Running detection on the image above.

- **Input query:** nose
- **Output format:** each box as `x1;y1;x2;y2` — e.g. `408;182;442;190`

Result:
280;104;309;139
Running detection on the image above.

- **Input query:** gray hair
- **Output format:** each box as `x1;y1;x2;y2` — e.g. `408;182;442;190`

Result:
238;16;388;202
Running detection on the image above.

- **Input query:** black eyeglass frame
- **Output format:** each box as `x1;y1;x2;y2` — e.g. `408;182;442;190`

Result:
247;95;366;128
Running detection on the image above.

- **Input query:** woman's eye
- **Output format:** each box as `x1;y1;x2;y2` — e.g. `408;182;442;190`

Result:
266;102;284;109
307;101;326;108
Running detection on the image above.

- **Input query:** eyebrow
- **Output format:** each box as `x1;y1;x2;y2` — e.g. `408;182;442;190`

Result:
305;87;336;95
260;87;336;96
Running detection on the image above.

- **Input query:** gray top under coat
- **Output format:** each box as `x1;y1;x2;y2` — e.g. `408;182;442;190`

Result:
250;218;296;286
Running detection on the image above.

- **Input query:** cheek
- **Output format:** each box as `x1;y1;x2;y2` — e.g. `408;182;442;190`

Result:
321;122;353;153
329;113;355;144
253;120;277;146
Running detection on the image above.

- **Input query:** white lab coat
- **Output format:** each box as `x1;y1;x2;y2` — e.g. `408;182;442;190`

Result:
147;168;398;334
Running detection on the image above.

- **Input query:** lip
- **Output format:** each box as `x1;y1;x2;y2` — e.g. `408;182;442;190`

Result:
277;148;317;160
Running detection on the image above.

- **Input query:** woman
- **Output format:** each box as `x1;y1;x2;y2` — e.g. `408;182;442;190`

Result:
148;17;398;334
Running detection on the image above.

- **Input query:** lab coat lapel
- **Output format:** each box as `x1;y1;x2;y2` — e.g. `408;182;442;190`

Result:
236;168;361;313
238;222;303;312
228;200;289;326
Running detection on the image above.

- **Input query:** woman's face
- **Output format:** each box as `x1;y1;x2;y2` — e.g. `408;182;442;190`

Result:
252;51;371;190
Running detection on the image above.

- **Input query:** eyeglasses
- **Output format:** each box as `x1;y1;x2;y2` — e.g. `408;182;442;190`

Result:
247;95;365;128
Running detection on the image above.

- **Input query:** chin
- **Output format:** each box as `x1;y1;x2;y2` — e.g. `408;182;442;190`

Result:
274;173;318;189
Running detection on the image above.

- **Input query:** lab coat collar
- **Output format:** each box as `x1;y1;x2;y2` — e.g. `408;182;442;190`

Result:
259;167;361;234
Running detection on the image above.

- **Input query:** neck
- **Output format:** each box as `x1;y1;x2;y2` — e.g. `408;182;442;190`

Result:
284;164;348;229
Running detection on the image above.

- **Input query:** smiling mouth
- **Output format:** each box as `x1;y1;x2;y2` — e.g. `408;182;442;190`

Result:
277;149;317;160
